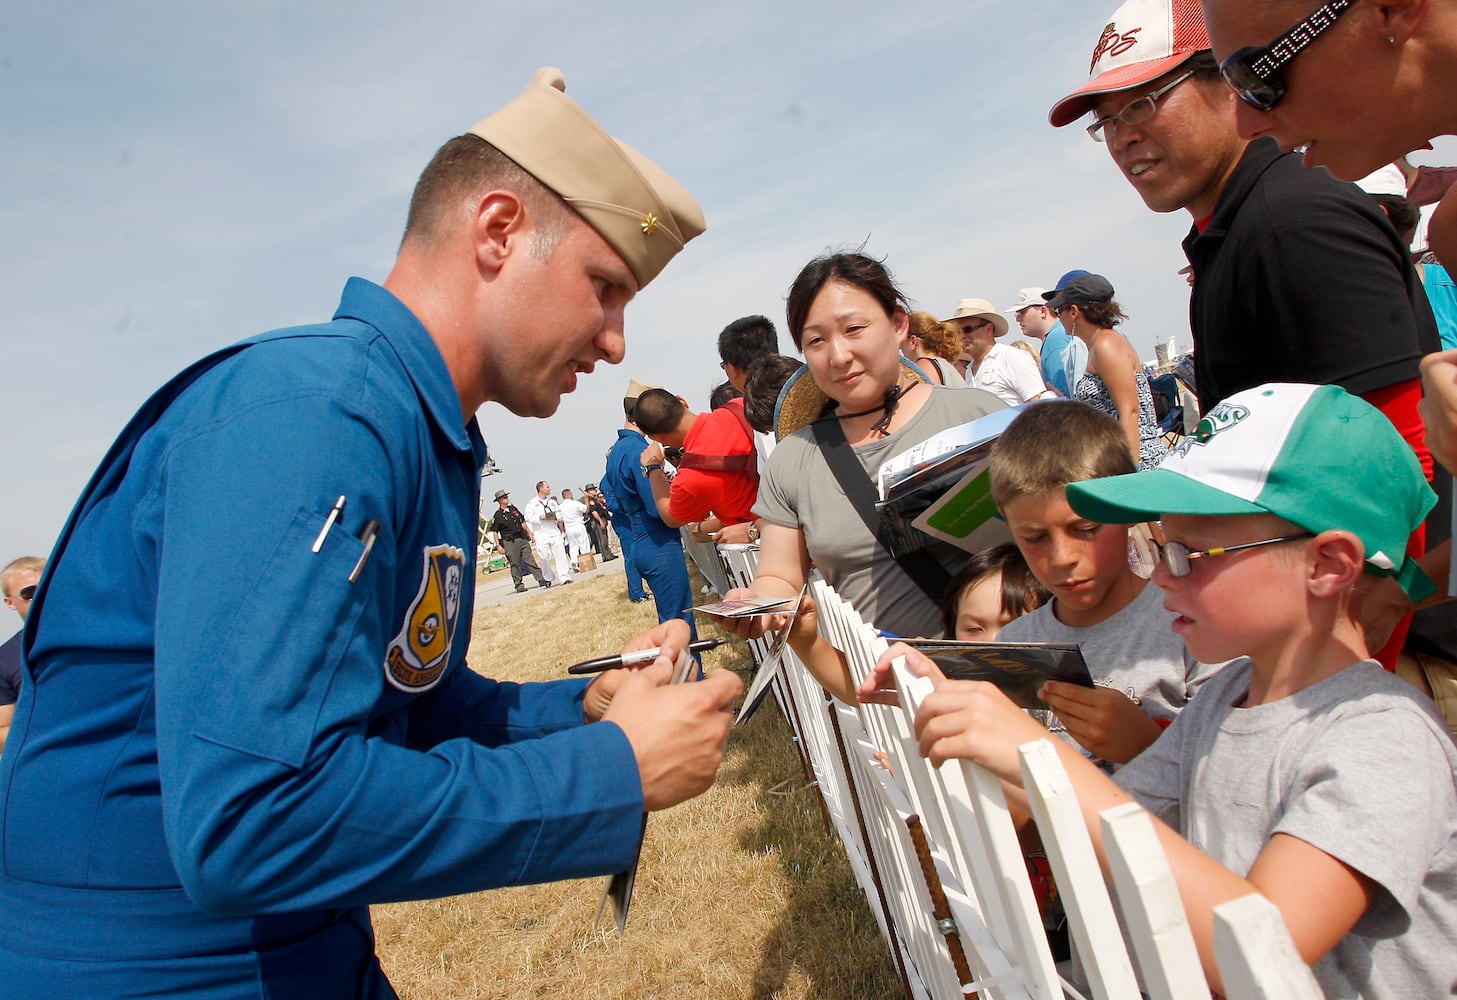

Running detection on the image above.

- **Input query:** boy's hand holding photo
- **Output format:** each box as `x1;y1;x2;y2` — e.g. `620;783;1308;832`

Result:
1037;681;1163;765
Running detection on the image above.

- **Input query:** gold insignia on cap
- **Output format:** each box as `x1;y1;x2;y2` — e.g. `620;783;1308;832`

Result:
640;212;660;236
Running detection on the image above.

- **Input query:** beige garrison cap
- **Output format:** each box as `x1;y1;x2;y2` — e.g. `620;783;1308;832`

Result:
625;377;660;401
468;68;706;289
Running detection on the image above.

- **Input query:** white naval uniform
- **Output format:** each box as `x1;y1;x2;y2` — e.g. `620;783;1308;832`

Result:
559;498;591;569
524;495;572;583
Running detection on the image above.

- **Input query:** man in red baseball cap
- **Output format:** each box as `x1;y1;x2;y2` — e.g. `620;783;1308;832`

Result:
1047;0;1437;442
1047;0;1445;668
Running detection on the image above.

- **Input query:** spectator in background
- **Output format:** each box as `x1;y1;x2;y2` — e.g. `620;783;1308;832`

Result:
742;354;804;438
602;380;695;630
602;379;657;604
1048;274;1170;470
525;480;572;585
717;315;782;472
558;487;592;573
1391;158;1457;353
582;484;617;561
0;556;44;752
1011;337;1044;374
1009;286;1086;396
708;381;741;410
635;386;759;530
947;296;1054;406
903;310;967;386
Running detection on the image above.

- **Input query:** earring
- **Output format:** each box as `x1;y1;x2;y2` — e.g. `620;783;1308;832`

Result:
1388;35;1396;45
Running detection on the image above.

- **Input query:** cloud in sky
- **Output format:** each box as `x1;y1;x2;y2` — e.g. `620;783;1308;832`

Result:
2;1;1451;561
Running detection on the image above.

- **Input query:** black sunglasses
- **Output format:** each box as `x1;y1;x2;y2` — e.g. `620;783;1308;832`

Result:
1219;0;1354;112
16;585;36;601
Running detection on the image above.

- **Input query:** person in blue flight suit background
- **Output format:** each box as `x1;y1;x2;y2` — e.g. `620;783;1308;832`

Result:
0;67;742;999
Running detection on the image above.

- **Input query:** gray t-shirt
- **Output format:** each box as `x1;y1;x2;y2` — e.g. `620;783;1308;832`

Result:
753;385;1003;638
1116;658;1457;999
998;577;1215;729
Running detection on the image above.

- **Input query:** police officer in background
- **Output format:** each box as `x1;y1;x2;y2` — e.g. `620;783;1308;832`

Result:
487;489;549;592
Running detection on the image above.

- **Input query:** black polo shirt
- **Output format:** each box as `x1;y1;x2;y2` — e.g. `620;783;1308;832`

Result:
1183;138;1439;411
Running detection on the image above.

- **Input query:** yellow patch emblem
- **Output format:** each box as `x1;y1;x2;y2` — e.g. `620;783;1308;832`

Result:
386;544;466;691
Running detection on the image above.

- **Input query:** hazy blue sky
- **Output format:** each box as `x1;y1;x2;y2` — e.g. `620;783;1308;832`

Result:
3;1;1451;562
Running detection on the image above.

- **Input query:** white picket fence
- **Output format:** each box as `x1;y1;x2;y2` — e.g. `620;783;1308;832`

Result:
686;537;1322;1000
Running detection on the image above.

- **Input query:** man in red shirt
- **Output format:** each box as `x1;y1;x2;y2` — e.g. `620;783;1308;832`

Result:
633;387;758;530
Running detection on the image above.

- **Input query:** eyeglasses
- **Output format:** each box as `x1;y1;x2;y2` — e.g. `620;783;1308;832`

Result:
14;585;36;601
1128;531;1314;579
1219;0;1354;112
959;320;993;336
1086;68;1197;143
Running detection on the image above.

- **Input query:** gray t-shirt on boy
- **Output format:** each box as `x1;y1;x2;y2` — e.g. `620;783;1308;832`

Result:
754;385;1002;639
998;577;1217;759
1116;658;1457;999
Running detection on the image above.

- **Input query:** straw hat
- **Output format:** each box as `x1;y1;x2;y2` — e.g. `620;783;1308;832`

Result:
942;298;1010;338
773;357;930;441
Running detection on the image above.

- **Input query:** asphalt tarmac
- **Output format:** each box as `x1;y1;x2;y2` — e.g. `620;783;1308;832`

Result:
472;548;626;611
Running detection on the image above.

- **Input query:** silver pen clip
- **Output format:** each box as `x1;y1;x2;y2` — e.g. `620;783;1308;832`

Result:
312;496;347;553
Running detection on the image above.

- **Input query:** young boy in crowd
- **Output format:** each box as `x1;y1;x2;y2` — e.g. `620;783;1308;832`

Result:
868;384;1456;996
989;401;1213;766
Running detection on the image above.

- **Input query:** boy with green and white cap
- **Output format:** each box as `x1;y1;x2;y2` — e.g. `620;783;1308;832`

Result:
863;383;1457;996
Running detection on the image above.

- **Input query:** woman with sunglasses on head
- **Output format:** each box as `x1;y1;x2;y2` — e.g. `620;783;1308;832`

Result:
1047;275;1169;471
710;252;1004;702
1199;0;1457;470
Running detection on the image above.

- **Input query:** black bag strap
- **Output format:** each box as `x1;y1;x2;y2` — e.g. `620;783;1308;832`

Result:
809;418;951;605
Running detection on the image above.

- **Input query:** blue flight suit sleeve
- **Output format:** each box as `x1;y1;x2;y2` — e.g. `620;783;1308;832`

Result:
601;448;627;518
405;666;595;750
146;382;644;916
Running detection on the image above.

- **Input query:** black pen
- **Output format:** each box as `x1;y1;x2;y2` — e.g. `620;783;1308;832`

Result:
348;519;382;583
567;637;727;675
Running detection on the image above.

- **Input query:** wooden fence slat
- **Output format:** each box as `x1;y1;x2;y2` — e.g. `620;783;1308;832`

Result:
1212;894;1323;1000
1099;802;1208;1000
1019;740;1140;1000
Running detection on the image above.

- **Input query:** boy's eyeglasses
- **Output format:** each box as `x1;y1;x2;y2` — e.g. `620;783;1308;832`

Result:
1218;0;1354;112
1128;532;1314;579
14;585;36;601
1086;68;1196;143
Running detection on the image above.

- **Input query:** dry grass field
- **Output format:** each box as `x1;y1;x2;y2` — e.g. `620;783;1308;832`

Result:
371;566;902;999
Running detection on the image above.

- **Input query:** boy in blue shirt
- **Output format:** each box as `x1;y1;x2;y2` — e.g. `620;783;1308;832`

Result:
866;383;1457;996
